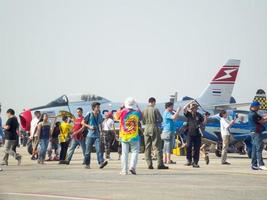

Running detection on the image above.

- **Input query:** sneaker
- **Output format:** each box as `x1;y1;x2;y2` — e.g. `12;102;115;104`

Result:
85;165;90;169
45;157;53;161
106;156;111;160
251;165;259;170
259;166;267;170
17;157;22;166
222;162;231;165
167;160;176;164
58;160;65;164
148;165;154;170
157;165;169;170
192;163;200;168
120;171;128;175
31;156;37;161
129;168;137;175
1;161;8;166
63;160;70;165
184;162;192;166
53;156;59;161
99;160;108;169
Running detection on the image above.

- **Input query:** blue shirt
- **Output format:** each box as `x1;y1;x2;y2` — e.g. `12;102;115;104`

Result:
162;111;176;134
85;112;103;138
0;117;3;138
248;111;263;133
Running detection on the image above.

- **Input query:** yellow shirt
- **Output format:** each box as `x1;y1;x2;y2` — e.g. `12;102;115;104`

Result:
59;122;73;143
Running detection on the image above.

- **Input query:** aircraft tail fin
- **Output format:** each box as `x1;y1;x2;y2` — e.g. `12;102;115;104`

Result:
197;59;240;106
253;89;267;110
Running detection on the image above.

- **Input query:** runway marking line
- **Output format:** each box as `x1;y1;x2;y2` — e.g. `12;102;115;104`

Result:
0;192;109;200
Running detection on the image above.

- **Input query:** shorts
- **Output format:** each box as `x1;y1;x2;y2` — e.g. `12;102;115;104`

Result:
163;134;175;154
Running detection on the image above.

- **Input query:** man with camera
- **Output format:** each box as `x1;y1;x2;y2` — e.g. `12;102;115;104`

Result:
183;101;208;168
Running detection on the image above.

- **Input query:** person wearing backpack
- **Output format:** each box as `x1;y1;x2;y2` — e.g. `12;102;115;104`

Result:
59;116;73;164
82;102;108;169
36;113;51;164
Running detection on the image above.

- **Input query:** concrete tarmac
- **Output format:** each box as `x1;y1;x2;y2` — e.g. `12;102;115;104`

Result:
0;147;267;200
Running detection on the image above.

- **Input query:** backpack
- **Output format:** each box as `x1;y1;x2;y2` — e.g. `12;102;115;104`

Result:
82;113;91;137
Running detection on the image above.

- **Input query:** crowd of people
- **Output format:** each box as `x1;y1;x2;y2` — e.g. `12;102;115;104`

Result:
1;97;267;173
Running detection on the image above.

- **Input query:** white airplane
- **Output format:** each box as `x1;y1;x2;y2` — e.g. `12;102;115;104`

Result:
19;59;248;136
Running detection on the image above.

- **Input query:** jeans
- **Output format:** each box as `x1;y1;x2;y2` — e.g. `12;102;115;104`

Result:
47;139;60;158
0;129;4;141
251;133;264;167
67;139;86;162
84;136;104;166
121;140;139;173
186;134;202;164
38;139;49;161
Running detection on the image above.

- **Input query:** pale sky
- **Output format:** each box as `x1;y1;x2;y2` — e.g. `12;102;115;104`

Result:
0;0;267;118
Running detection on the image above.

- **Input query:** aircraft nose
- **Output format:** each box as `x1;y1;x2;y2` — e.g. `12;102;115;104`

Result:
19;109;32;131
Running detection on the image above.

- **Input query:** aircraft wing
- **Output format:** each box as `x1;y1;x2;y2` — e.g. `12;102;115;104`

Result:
205;102;250;111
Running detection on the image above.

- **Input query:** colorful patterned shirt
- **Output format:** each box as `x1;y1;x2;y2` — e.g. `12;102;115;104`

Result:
115;108;142;143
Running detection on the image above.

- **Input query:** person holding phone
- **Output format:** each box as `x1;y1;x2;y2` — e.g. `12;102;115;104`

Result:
219;110;238;165
162;102;181;165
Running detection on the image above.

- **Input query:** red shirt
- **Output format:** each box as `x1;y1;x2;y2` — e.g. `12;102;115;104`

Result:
72;116;84;141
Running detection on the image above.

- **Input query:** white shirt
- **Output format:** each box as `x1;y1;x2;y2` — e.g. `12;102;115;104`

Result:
102;118;114;131
30;117;39;137
220;117;231;137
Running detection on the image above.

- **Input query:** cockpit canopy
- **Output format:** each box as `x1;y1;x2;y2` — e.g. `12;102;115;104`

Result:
46;94;110;107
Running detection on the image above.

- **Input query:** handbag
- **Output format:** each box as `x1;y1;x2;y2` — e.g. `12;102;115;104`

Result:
161;132;171;140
